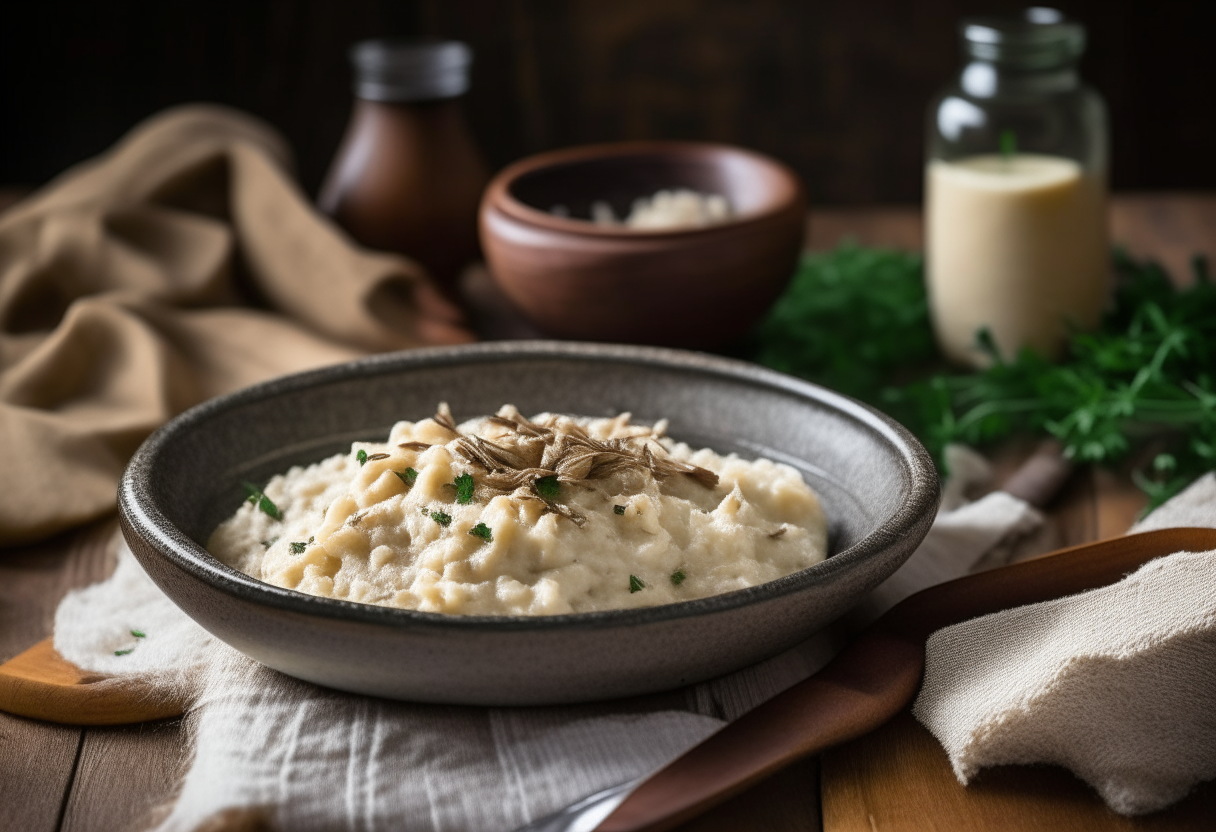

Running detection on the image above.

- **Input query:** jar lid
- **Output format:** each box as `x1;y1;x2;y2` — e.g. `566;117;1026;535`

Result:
961;7;1085;69
350;39;472;102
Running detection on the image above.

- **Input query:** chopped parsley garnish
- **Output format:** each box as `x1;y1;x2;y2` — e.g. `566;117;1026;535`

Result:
308;536;314;544
469;522;493;542
431;510;453;527
356;449;368;466
535;475;561;500
629;574;645;593
670;569;687;586
241;482;283;521
395;468;419;486
290;541;307;554
453;472;475;505
262;537;278;549
114;648;134;656
613;504;626;515
130;629;146;638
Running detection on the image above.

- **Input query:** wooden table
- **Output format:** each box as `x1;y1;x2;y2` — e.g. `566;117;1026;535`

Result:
3;194;1215;832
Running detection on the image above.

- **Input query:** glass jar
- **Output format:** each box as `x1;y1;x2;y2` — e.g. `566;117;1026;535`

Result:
925;8;1109;366
319;40;490;300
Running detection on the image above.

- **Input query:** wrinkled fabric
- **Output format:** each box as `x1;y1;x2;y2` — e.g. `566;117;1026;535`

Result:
0;105;471;545
914;473;1216;816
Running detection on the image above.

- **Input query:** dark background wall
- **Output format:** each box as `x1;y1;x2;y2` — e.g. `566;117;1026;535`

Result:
1;0;1211;205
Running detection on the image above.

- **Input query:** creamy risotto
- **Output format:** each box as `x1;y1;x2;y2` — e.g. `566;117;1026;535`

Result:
208;405;828;616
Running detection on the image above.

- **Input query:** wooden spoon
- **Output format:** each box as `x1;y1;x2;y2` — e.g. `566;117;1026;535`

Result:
0;638;185;725
597;526;1216;832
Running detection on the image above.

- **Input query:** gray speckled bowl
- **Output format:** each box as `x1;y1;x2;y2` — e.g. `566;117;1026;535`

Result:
119;342;939;706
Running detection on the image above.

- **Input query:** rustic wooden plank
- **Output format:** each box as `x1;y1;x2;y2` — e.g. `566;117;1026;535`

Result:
673;755;822;832
0;716;82;832
823;710;1216;831
60;720;187;832
0;520;118;663
805;207;922;252
1111;194;1216;287
0;519;118;832
1092;467;1150;538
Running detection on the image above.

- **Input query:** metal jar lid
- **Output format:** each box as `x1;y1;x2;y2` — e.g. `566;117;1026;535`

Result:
961;7;1085;69
350;39;473;102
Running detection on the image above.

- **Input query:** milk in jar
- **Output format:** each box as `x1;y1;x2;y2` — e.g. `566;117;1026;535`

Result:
927;153;1107;364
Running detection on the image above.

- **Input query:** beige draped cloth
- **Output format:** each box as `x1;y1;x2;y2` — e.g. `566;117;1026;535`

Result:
0;104;472;546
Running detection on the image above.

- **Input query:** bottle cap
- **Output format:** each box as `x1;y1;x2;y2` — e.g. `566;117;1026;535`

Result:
961;7;1085;69
350;39;472;102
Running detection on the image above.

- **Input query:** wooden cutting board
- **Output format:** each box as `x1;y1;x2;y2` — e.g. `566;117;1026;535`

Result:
821;709;1216;831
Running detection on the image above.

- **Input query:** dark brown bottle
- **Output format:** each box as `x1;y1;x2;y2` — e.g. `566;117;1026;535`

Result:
319;40;489;298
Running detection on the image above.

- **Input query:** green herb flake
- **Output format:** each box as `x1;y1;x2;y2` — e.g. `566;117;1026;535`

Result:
395;467;419;486
290;541;307;554
114;648;134;656
670;570;687;586
629;574;645;593
454;472;476;505
535;475;561;500
262;537;278;548
356;449;368;466
130;629;146;638
469;522;493;542
1000;129;1018;160
613;504;626;516
431;510;453;527
241;481;283;521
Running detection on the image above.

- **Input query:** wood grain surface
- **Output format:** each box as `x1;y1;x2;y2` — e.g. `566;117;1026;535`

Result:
2;194;1213;832
0;519;184;832
822;712;1216;832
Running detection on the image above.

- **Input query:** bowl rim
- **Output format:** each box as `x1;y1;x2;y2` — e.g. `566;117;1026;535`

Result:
120;341;939;634
481;140;805;239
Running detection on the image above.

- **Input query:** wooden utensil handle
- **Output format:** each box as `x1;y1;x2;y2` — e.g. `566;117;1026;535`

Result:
600;526;1216;832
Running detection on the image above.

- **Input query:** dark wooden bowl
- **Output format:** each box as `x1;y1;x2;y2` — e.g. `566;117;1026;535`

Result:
479;142;806;349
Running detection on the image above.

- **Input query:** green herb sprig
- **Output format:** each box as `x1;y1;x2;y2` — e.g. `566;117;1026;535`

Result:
241;482;283;520
748;245;936;405
431;510;453;527
748;246;1216;509
469;522;493;542
629;574;645;593
396;468;418;486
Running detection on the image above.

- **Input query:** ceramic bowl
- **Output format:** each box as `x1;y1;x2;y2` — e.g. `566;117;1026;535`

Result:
479;142;806;349
119;342;938;706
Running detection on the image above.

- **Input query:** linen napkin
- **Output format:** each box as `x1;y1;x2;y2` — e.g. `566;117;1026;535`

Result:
0;104;470;547
913;473;1216;816
52;449;1041;832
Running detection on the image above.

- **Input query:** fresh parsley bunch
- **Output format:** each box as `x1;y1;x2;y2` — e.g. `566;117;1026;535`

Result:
748;245;936;403
748;245;1216;508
